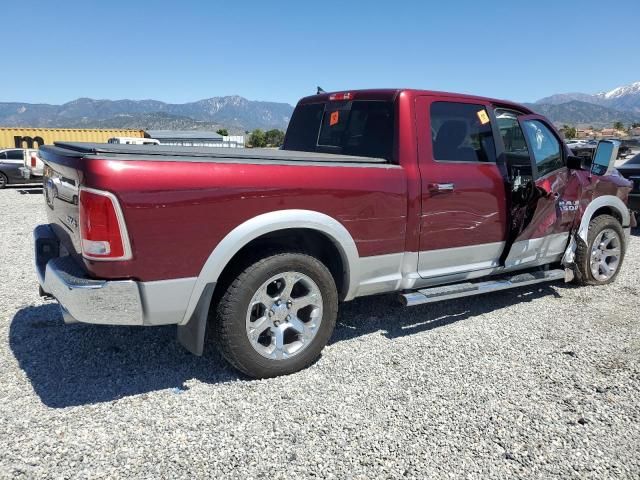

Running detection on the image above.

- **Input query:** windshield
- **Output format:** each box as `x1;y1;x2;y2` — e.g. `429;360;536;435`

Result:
625;153;640;165
283;100;395;161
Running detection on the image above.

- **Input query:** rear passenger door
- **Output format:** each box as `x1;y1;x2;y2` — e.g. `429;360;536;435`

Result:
416;96;508;279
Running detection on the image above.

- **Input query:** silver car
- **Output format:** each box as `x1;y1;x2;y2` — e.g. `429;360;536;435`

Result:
0;149;36;188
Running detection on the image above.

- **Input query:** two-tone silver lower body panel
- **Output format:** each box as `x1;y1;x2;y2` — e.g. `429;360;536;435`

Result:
34;225;195;326
351;233;570;298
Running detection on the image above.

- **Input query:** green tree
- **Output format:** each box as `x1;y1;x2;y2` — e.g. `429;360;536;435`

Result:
216;128;229;136
249;129;267;148
613;121;625;131
632;122;640;128
264;129;285;147
561;125;577;139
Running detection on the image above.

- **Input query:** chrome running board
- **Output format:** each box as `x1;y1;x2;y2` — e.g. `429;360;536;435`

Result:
399;269;566;307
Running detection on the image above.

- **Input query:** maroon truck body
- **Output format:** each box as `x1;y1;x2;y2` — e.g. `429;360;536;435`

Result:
34;89;634;377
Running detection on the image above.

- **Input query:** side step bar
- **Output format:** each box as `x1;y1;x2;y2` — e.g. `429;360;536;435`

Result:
399;269;566;307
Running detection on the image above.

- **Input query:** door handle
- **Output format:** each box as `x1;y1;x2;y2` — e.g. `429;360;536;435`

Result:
428;183;455;193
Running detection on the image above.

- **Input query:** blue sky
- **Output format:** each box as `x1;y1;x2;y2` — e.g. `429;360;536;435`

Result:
2;0;638;106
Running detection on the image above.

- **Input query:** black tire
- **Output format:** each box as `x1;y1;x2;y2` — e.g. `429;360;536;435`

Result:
215;251;338;378
574;214;626;286
0;173;7;189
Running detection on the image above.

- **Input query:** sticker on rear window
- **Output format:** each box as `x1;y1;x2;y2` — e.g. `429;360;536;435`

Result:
329;111;340;126
476;109;490;125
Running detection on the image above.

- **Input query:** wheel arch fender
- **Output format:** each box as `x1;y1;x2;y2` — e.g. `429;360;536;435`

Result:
180;209;360;327
563;194;631;270
576;195;630;243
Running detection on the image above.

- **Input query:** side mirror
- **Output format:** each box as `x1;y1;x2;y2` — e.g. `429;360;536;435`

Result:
590;140;619;176
567;155;591;170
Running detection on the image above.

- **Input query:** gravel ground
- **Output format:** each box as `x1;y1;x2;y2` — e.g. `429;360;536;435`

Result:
0;186;638;479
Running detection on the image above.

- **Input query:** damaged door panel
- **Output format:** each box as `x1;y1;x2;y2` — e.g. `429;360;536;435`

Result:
495;111;581;268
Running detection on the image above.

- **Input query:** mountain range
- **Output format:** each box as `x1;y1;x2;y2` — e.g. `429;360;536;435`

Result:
535;82;640;113
528;81;640;127
1;81;639;132
0;96;294;133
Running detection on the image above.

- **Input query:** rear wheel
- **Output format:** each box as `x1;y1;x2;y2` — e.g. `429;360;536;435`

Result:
574;214;625;285
215;252;338;378
0;173;7;189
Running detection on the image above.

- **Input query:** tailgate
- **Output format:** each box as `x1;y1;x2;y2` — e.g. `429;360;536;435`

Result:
40;146;84;258
24;149;44;176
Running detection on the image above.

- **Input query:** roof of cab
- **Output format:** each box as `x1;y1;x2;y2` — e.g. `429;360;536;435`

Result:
297;88;533;114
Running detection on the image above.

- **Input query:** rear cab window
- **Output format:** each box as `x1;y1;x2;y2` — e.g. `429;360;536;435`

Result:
283;95;396;162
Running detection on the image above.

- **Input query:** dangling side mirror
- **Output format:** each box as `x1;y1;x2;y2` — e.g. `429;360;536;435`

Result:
590;140;619;176
567;155;591;171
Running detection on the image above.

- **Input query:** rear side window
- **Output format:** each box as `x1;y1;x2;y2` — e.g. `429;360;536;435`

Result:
283;100;395;161
430;102;496;162
522;120;564;177
6;150;23;160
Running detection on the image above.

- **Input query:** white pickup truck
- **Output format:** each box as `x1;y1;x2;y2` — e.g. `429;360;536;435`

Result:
20;149;44;181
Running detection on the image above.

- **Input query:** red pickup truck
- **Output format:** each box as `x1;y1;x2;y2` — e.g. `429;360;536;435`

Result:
35;89;634;378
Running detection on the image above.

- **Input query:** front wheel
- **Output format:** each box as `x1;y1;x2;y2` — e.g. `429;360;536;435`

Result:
215;252;338;378
0;173;7;189
574;214;626;285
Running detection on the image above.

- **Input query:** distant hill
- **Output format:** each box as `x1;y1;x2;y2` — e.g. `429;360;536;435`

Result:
3;81;640;133
62;112;230;133
534;92;601;106
525;100;640;128
0;95;294;133
534;81;640;114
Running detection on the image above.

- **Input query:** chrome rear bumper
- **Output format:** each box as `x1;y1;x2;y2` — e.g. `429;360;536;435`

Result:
35;225;144;325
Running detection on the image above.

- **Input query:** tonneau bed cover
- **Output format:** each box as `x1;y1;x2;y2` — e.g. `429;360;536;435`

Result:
44;142;388;164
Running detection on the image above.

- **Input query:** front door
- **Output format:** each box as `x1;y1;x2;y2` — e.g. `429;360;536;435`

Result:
497;112;579;267
416;96;508;279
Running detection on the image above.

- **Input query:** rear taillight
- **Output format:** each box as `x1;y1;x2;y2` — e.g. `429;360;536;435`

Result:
79;187;131;261
30;153;37;168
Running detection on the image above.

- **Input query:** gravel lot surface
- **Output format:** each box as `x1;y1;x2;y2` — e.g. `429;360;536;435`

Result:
0;186;638;479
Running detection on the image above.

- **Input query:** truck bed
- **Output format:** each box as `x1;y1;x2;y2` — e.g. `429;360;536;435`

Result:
45;142;388;164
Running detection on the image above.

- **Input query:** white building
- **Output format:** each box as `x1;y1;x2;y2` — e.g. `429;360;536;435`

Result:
146;130;245;148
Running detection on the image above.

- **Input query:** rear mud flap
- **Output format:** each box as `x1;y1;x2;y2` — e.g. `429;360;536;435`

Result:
177;283;215;356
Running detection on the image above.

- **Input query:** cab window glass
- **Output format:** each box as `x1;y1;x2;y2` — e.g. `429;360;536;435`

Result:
522;120;564;177
284;100;395;161
495;110;529;156
495;109;531;183
6;150;23;160
430;102;496;163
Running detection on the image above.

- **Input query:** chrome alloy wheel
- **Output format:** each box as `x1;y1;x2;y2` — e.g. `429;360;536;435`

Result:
245;272;323;360
590;228;622;282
